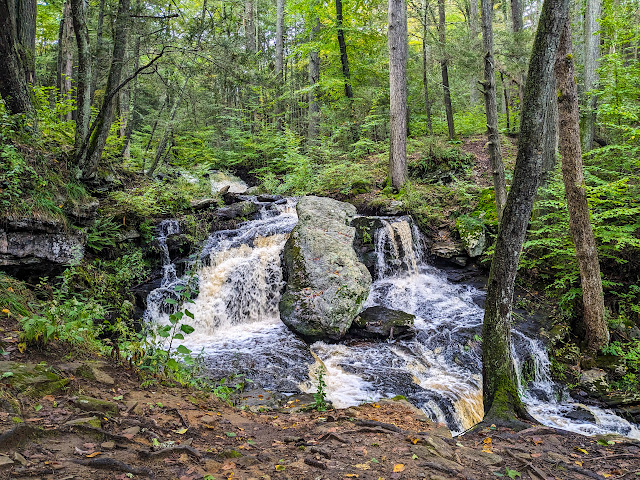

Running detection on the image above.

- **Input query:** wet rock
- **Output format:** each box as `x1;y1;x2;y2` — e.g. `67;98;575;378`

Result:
565;405;597;423
279;196;372;341
456;217;486;258
351;216;384;276
216;201;259;219
580;368;607;386
65;416;102;428
431;240;466;263
350;306;416;340
72;395;118;415
257;194;283;203
0;362;69;398
380;200;404;215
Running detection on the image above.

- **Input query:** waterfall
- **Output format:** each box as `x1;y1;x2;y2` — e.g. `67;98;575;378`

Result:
143;205;640;440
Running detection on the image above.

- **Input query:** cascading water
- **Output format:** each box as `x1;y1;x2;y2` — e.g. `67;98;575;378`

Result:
144;203;640;439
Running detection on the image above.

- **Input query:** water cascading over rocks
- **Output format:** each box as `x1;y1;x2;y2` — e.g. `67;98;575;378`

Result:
279;196;372;341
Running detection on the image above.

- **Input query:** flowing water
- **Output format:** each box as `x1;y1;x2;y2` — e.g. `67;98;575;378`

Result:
145;200;640;439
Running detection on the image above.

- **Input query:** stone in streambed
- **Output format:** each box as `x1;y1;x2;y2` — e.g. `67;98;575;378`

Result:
350;306;416;340
279;196;372;341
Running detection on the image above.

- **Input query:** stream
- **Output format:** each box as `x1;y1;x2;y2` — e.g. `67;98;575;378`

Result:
144;198;640;439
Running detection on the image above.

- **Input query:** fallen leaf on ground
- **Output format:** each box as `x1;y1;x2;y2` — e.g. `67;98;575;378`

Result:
393;464;405;473
86;452;101;458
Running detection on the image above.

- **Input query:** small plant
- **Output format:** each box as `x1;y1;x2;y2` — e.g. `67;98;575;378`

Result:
312;366;328;412
86;217;122;252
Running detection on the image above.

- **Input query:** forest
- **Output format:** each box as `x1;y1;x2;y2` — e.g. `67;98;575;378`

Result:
1;0;640;478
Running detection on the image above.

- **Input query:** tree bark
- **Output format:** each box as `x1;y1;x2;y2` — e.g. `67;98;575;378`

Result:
421;0;433;134
469;0;480;106
121;35;140;159
581;0;601;152
510;0;522;33
336;0;353;99
91;0;106;103
482;0;569;425
78;0;131;182
541;76;558;179
16;0;37;85
480;0;507;221
70;0;92;147
388;0;408;191
0;0;33;114
57;0;74;120
438;0;455;140
275;0;285;129
308;19;321;143
555;19;608;352
245;0;256;53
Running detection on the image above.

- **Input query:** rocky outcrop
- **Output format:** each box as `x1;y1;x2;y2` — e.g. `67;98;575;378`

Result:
0;218;84;279
456;216;487;258
279;196;372;341
350;306;416;340
216;201;259;219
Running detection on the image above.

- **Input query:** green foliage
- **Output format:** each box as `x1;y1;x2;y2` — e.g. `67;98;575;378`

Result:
408;139;475;182
87;217;122;252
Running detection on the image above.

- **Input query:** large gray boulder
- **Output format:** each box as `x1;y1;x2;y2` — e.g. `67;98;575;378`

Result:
279;196;372;341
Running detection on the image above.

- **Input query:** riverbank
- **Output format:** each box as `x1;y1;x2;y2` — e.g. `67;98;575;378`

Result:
1;329;640;480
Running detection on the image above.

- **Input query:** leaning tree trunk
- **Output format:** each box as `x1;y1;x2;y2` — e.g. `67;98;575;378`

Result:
78;0;130;182
555;18;608;352
388;0;408;191
57;0;74;120
0;0;33;114
70;0;92;147
336;0;353;100
438;0;455;140
581;0;601;152
480;0;507;221
482;0;569;426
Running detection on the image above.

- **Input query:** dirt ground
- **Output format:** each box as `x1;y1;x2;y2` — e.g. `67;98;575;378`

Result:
1;328;639;480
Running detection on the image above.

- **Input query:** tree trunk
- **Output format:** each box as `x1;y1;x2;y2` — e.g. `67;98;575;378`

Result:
70;0;92;147
581;0;601;152
245;0;256;53
541;76;558;179
16;0;37;85
421;0;433;135
480;0;507;221
388;0;408;191
78;0;130;182
0;0;33;114
308;19;321;143
336;0;353;99
438;0;455;140
91;0;106;102
57;0;74;120
510;0;522;33
469;0;480;106
121;35;140;159
275;0;285;129
555;18;608;352
482;0;569;425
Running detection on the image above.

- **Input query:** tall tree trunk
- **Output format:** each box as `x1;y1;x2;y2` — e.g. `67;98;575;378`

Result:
482;0;569;425
510;0;522;32
511;0;524;109
57;0;74;120
469;0;480;106
121;35;140;159
245;0;256;52
0;0;33;114
421;0;433;135
438;0;455;140
501;72;510;131
388;0;408;191
70;0;91;147
91;0;106;102
555;19;608;352
308;19;321;143
541;77;558;180
16;0;37;85
78;0;130;182
480;0;507;221
581;0;601;152
275;0;285;130
336;0;353;99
